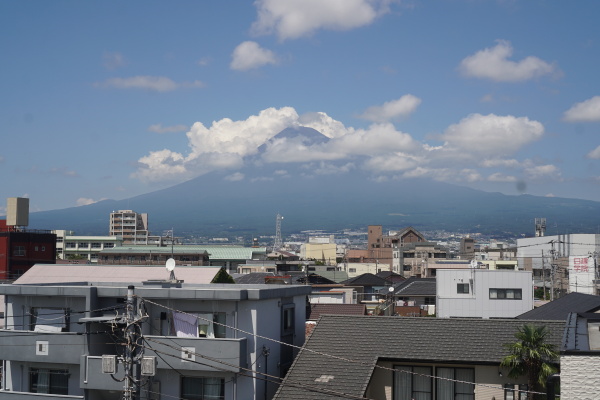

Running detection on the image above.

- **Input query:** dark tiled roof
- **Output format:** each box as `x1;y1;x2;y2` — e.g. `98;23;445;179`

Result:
307;304;367;321
516;292;600;321
341;273;389;286
389;277;437;296
274;316;564;399
233;272;275;284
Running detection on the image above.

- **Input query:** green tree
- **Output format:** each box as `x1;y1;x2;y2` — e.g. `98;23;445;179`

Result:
501;324;559;400
210;267;235;284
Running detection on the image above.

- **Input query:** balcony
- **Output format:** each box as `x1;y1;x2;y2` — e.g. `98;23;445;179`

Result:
143;335;247;372
80;336;247;390
0;391;83;400
0;330;85;364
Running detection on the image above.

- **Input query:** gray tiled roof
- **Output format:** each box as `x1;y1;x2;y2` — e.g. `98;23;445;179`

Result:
233;272;275;284
274;315;564;399
341;273;389;286
307;304;367;321
516;292;600;321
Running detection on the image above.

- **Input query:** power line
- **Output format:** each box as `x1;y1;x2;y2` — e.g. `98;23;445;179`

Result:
139;297;547;398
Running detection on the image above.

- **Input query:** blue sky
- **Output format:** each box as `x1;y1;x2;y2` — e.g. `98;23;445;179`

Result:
1;0;600;215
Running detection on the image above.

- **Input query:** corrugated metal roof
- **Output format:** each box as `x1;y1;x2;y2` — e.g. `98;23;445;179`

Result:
13;264;222;285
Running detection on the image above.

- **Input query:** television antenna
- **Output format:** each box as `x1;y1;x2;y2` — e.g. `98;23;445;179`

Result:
166;258;176;281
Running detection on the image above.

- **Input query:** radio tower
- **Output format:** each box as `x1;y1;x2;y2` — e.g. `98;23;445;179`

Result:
274;213;284;251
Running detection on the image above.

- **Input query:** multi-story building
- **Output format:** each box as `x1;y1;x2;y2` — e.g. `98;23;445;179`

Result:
516;234;600;295
436;269;534;319
1;198;56;280
109;209;149;245
0;273;311;400
300;235;337;265
366;226;449;276
54;230;123;263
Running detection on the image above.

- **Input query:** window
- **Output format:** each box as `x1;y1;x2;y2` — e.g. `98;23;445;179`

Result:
282;304;295;335
104;243;115;248
78;242;89;248
490;289;522;300
14;246;26;256
349;268;356;273
504;384;528;400
91;243;102;249
65;242;76;249
181;377;224;400
437;367;474;400
394;366;432;400
457;283;469;294
30;368;69;395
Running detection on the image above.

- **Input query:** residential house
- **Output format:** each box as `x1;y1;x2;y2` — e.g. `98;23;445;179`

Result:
516;292;600;321
273;315;564;400
560;312;600;399
436;269;534;319
0;267;311;400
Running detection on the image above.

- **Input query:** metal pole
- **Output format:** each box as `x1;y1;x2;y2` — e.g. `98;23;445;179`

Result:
123;285;137;400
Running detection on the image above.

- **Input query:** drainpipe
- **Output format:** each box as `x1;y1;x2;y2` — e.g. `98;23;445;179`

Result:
546;373;560;400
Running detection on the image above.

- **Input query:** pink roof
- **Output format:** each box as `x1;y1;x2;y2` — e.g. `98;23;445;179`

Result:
14;264;222;285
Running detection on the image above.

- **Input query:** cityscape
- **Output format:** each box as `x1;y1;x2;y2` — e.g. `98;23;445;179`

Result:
2;1;600;400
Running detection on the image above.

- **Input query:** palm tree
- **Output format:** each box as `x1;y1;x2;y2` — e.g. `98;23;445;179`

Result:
501;324;559;400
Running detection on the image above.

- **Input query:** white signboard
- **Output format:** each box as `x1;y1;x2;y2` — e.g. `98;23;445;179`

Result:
569;256;595;294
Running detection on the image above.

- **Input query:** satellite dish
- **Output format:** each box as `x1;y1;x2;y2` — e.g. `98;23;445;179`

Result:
166;258;176;272
470;260;478;269
388;286;395;293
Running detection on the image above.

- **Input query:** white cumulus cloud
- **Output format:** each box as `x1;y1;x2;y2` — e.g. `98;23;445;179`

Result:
488;172;517;182
251;0;390;40
563;96;600;122
359;94;422;122
440;113;544;155
587;145;600;159
230;41;278;71
459;40;558;82
95;76;204;92
76;197;104;206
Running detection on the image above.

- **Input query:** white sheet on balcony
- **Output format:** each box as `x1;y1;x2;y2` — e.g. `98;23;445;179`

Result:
173;311;198;337
33;308;65;332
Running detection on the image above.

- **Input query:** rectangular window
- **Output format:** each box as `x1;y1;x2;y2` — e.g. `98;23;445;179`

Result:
14;246;26;256
30;368;69;395
457;283;469;294
490;289;522;300
65;242;76;249
181;377;224;400
282;304;295;335
394;366;432;400
104;243;115;248
436;367;474;400
78;242;89;248
91;243;102;249
349;268;356;273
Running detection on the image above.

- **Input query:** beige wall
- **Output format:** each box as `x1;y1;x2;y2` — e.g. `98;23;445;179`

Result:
301;243;337;265
561;354;600;399
366;361;526;400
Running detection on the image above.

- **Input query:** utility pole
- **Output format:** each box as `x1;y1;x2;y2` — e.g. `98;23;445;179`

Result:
123;285;138;400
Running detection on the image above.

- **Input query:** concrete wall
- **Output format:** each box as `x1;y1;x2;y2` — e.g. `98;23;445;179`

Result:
437;269;533;318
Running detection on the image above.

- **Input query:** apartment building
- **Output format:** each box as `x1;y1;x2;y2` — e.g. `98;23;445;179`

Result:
109;209;149;245
0;271;311;400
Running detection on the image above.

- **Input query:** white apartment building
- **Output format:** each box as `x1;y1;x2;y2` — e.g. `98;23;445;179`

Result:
517;234;600;293
436;269;534;319
54;230;123;263
109;209;149;245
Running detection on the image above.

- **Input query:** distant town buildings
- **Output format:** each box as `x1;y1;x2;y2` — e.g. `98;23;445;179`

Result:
54;229;122;262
